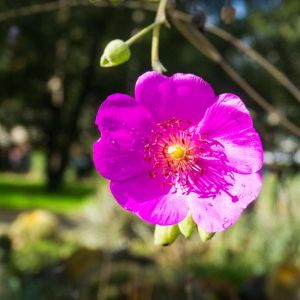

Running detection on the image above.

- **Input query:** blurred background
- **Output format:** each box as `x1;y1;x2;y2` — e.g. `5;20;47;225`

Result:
0;0;300;299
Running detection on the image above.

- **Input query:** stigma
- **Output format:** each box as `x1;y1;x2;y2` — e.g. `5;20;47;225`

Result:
167;145;185;160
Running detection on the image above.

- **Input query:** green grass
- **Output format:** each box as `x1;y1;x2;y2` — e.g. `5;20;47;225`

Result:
0;176;94;212
0;152;97;213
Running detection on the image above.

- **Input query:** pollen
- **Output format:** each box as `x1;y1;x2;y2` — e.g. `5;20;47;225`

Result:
167;145;185;159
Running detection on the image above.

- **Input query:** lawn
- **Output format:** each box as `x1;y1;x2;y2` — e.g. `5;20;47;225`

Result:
0;152;97;213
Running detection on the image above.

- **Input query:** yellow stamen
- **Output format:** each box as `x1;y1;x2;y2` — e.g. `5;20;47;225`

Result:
167;145;185;159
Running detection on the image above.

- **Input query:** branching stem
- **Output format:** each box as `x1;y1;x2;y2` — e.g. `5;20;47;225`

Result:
170;13;300;138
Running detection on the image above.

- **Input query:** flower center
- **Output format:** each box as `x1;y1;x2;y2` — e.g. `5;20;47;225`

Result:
167;144;185;160
144;118;233;197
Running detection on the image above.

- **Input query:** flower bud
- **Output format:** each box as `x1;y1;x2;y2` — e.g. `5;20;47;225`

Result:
179;214;196;238
198;226;215;242
154;224;180;246
220;5;236;24
100;39;131;68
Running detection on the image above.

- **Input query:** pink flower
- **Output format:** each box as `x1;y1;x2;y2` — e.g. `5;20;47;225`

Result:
93;72;263;232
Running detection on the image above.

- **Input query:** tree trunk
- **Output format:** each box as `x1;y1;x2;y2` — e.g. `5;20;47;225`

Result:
46;29;99;191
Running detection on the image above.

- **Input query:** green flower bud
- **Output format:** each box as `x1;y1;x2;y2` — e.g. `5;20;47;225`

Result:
178;214;196;238
198;226;215;242
154;224;180;246
220;5;236;24
100;39;131;68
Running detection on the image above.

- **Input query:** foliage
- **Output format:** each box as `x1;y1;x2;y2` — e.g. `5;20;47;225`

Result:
0;171;300;299
0;0;300;299
0;152;95;212
12;240;76;273
0;0;299;188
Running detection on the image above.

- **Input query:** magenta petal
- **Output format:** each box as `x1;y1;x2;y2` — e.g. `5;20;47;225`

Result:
189;172;262;232
93;93;154;181
93;137;148;181
110;174;189;225
199;93;263;174
135;71;216;125
95;93;153;137
93;73;264;230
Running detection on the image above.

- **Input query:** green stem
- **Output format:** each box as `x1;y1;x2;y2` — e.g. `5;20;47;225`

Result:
151;0;168;73
125;20;163;46
155;0;168;22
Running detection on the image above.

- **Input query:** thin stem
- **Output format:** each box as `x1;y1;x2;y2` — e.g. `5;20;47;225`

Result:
151;0;168;72
0;0;157;23
151;26;166;72
170;14;300;138
155;0;168;22
125;20;163;46
207;25;300;105
172;9;300;105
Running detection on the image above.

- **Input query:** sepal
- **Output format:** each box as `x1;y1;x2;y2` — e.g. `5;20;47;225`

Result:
154;224;180;246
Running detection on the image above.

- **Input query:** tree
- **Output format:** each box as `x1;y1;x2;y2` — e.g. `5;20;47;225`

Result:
0;0;299;190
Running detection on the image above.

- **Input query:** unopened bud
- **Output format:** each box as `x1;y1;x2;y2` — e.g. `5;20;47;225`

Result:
154;224;180;246
220;5;236;24
198;226;215;242
100;39;131;67
179;214;196;238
